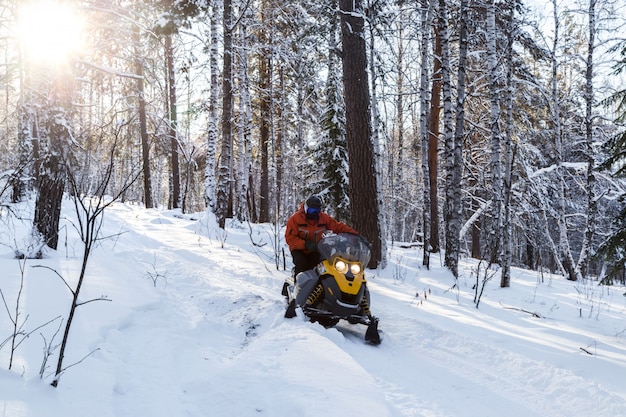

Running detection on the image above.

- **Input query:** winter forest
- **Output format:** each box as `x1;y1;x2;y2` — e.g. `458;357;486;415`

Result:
1;0;626;285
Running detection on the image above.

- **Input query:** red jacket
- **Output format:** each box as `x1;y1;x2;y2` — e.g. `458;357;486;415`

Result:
285;202;358;252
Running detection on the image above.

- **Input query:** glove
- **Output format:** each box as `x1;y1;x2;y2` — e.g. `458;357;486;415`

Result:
305;240;317;252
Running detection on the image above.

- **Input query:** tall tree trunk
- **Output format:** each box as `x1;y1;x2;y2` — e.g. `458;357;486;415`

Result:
445;0;468;278
165;34;181;210
276;66;285;222
339;0;383;269
258;4;271;223
367;0;387;268
550;0;577;280
394;21;405;241
236;11;251;222
486;0;503;264
440;0;455;275
576;0;597;279
134;26;154;209
501;5;515;288
216;0;234;228
420;0;435;268
205;0;220;211
428;24;442;253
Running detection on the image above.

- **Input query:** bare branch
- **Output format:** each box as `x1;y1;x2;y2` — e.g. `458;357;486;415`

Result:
500;303;544;318
50;348;101;387
31;265;74;295
76;297;112;307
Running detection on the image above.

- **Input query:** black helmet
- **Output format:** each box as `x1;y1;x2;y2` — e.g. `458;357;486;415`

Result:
304;195;322;218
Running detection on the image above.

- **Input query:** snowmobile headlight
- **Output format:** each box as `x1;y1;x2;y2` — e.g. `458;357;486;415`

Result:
350;263;362;275
335;260;348;274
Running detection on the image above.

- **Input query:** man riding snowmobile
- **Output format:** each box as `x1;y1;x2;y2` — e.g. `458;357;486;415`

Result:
283;196;381;344
284;195;359;279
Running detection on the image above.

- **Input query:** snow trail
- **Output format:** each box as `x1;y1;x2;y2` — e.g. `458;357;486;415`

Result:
96;205;626;417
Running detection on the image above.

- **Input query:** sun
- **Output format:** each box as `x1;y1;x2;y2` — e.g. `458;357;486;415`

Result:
17;1;84;67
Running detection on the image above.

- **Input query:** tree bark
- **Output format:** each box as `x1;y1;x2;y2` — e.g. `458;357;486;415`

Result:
550;0;578;280
428;25;442;253
216;0;234;228
134;26;154;209
420;0;435;268
236;12;252;222
34;74;72;250
257;1;272;223
394;21;405;241
445;0;468;278
501;5;515;288
486;0;503;264
205;0;220;211
339;0;383;269
575;0;597;279
165;34;181;210
34;155;65;250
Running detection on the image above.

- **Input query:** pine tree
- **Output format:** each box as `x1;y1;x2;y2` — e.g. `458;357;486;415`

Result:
314;59;350;222
308;7;350;222
596;191;626;283
597;41;626;281
339;0;384;268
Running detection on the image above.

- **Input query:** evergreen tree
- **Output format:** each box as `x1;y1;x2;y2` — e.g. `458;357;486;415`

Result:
311;58;350;222
597;41;626;281
307;6;350;222
596;191;626;282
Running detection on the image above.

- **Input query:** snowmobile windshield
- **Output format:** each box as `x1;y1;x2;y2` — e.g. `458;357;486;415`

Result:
317;233;371;266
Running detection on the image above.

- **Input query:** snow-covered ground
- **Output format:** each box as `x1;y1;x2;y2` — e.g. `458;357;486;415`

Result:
1;199;625;417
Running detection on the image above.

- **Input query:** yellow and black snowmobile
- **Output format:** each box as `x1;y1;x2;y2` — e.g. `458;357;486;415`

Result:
284;232;381;345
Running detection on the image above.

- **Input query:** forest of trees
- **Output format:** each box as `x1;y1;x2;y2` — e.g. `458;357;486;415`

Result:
1;0;625;284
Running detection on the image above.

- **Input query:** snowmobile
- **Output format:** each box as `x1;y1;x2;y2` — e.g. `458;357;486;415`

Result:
284;232;381;345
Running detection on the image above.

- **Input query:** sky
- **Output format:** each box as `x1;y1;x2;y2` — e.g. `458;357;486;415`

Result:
1;199;626;417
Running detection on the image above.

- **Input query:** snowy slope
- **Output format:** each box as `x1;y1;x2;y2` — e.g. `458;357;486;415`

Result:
1;201;626;417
